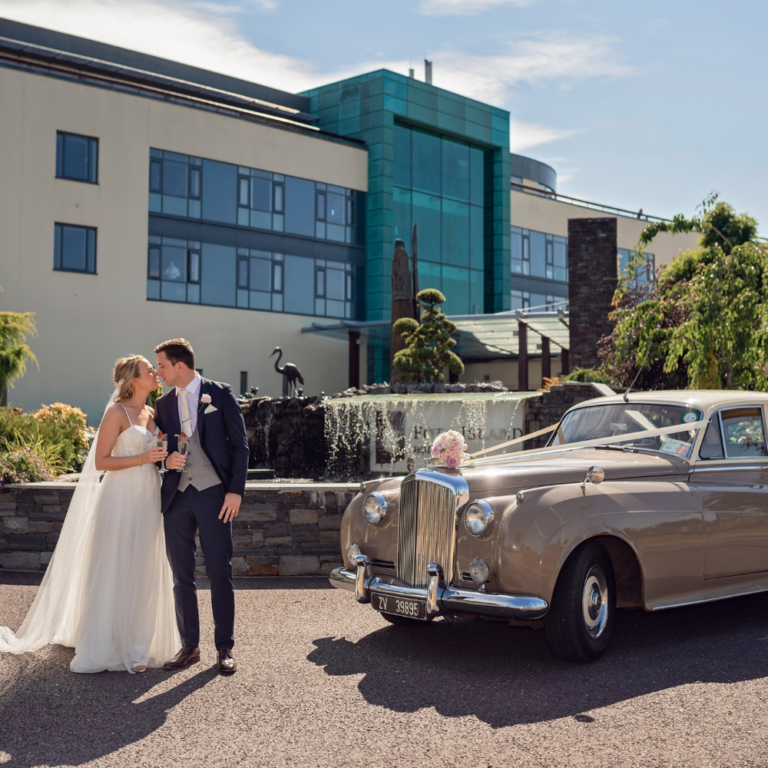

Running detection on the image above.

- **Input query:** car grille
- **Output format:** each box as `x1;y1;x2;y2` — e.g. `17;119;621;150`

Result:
397;477;458;588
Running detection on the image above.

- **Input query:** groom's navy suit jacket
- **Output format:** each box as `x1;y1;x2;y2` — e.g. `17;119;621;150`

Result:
154;377;249;515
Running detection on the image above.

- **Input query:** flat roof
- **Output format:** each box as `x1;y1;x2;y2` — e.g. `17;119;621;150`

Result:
0;17;310;113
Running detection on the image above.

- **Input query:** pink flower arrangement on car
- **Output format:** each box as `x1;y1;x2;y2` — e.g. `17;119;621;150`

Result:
431;430;470;468
200;394;212;405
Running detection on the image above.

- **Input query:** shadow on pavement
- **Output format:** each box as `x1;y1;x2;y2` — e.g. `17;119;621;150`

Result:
308;590;768;728
0;649;218;767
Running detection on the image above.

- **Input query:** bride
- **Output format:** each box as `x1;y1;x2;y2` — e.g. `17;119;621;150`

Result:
0;355;180;673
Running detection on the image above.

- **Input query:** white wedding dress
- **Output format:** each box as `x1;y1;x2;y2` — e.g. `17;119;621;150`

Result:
0;393;180;674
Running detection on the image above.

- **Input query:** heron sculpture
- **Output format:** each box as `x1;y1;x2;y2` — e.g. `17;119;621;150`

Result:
270;347;305;396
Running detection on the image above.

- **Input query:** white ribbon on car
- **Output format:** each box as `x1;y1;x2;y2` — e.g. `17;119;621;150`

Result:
466;419;709;465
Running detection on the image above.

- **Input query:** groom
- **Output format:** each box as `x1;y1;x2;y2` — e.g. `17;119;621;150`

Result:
153;338;249;675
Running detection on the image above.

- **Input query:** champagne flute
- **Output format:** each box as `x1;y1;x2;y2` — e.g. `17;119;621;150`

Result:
156;434;168;475
176;434;189;473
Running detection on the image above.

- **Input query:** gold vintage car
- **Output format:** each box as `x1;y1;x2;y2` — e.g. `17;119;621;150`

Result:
330;390;768;662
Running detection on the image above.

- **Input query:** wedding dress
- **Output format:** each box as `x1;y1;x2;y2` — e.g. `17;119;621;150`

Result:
0;390;179;673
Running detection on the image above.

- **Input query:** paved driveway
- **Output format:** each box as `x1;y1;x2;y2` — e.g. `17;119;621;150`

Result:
1;571;768;767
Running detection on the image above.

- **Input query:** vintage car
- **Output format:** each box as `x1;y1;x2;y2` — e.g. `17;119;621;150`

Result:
330;390;768;662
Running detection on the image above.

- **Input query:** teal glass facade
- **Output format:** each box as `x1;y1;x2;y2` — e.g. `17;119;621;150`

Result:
302;70;511;381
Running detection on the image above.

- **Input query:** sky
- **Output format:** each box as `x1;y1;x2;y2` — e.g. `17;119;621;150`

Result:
1;0;765;231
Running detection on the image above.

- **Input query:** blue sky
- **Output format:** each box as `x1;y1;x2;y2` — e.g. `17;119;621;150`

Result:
2;0;765;231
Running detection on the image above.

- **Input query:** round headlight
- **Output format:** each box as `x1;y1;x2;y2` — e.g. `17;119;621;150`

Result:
469;557;490;585
464;500;495;537
347;542;362;562
363;492;388;525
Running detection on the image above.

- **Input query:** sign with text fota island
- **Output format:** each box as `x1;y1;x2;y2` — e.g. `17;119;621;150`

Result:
367;392;540;474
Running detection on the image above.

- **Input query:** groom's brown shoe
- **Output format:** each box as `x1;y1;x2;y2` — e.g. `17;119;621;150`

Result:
163;645;200;670
217;648;237;675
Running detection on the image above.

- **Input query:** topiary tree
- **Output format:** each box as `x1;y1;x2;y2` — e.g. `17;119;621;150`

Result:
391;288;464;383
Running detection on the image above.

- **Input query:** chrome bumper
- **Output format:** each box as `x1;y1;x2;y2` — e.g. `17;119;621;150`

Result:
329;557;549;621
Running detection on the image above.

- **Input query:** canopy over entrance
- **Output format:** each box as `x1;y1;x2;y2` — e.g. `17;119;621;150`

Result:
302;307;570;391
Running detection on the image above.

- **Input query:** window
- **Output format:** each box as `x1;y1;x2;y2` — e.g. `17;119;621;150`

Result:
148;149;362;244
618;249;655;288
238;257;249;289
720;408;767;459
189;167;202;199
146;237;357;318
56;132;98;184
188;250;201;283
511;289;530;311
511;227;530;275
699;420;725;460
54;224;96;273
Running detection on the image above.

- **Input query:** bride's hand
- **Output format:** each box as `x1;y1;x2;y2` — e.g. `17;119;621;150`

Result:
144;446;168;463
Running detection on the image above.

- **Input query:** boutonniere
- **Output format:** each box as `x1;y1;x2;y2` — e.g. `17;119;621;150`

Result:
200;393;212;406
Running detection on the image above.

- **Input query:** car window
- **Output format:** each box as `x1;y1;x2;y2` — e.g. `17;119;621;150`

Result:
720;407;767;459
698;420;725;460
550;402;702;457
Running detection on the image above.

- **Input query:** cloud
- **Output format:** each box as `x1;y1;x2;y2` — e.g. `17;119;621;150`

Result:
0;0;314;91
0;1;633;104
418;0;534;15
509;120;580;153
419;34;635;105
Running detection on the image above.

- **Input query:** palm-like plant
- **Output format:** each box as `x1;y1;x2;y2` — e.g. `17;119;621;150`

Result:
0;307;38;402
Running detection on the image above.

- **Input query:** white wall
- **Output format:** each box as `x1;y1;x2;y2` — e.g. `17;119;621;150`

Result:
0;66;366;421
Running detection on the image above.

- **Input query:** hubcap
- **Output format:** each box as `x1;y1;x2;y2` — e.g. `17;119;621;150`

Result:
581;565;609;639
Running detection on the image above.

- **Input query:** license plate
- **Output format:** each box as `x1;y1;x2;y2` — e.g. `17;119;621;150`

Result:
373;593;427;620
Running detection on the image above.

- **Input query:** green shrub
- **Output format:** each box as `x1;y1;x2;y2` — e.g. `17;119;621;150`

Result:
0;402;90;471
0;432;67;484
562;367;617;386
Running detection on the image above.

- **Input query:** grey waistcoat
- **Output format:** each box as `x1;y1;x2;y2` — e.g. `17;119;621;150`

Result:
178;427;222;493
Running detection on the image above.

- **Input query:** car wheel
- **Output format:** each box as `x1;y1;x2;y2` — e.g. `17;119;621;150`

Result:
545;541;616;663
380;612;428;627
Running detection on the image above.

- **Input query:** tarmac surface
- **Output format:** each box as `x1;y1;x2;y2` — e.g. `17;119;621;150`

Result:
1;571;768;768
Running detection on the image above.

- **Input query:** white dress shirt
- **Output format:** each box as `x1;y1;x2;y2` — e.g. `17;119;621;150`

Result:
176;373;202;435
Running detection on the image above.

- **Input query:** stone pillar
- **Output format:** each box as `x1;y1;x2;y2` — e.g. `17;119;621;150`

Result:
567;218;618;370
541;336;550;383
518;321;528;391
348;331;360;389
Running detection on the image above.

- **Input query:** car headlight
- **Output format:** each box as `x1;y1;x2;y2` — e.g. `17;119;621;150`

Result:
363;492;388;526
469;557;490;584
464;500;494;536
347;542;362;562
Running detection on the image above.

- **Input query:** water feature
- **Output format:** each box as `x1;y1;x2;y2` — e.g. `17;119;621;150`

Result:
323;392;539;478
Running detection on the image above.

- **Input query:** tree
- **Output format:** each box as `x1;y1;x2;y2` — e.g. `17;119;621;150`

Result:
0;309;38;402
599;196;768;390
391;288;464;383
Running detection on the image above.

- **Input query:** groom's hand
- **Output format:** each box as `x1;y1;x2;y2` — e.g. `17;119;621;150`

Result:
219;493;242;524
166;452;187;470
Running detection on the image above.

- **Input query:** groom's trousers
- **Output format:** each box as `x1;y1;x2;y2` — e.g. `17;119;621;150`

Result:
163;484;235;650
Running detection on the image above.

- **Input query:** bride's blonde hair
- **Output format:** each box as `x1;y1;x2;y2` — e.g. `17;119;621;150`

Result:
113;355;148;400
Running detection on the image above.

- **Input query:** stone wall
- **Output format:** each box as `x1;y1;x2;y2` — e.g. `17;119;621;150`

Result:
0;482;356;576
567;217;618;370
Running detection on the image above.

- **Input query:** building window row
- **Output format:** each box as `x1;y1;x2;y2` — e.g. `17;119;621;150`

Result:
147;236;355;319
511;226;567;282
54;223;97;274
148;149;363;246
56;131;98;184
511;290;566;313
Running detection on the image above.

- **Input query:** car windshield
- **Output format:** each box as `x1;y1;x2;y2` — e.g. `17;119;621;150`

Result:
549;402;703;458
